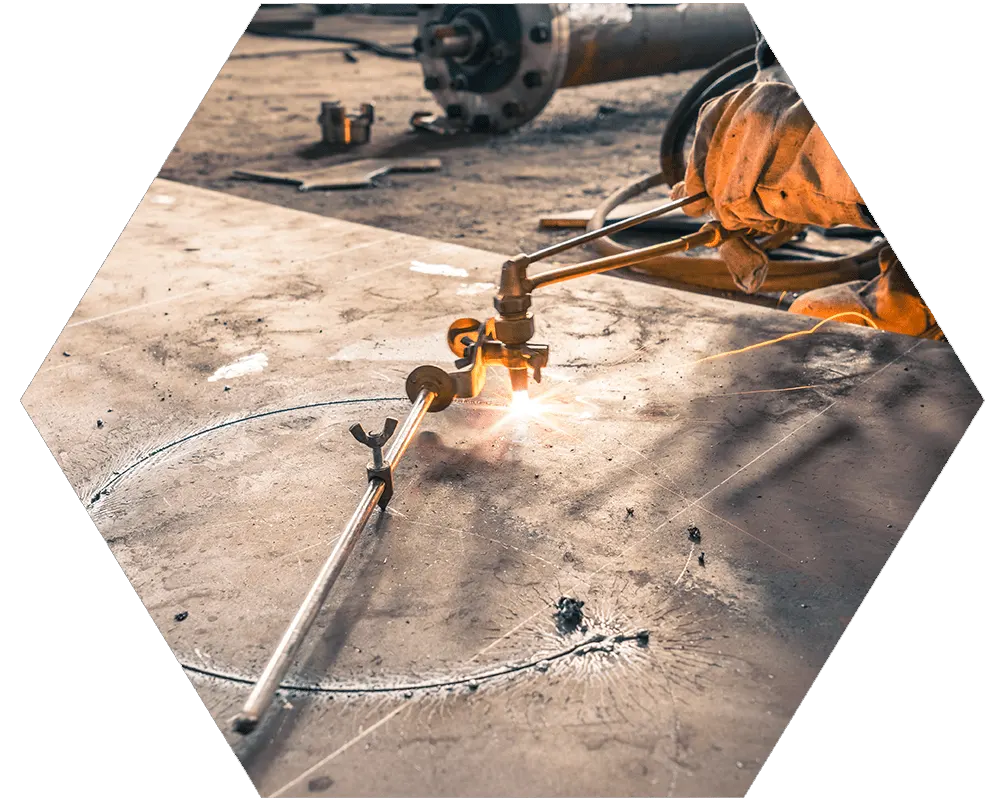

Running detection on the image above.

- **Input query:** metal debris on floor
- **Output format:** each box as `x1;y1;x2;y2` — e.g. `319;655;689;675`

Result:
317;101;375;149
409;109;472;136
231;157;442;191
553;596;587;635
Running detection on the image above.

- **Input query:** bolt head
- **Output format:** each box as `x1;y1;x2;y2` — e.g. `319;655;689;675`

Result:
450;74;468;91
423;75;441;91
502;102;522;119
529;23;551;44
523;70;543;89
493;313;535;345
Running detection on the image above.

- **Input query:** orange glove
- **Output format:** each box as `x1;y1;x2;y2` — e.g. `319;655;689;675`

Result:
672;81;874;236
678;80;874;233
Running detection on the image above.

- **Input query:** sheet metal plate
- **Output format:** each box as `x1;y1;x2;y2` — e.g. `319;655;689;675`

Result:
23;180;981;797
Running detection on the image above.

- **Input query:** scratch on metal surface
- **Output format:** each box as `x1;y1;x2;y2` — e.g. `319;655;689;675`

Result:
674;544;696;585
84;397;405;511
184;629;651;698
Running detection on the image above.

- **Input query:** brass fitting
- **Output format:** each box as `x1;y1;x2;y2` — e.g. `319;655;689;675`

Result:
435;313;548;400
491;254;548;390
493;254;535;345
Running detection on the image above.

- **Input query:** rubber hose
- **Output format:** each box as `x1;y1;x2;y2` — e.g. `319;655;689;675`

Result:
250;30;415;60
659;44;757;182
586;172;883;293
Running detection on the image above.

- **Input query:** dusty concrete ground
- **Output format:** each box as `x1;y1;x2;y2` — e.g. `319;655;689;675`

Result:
160;14;708;259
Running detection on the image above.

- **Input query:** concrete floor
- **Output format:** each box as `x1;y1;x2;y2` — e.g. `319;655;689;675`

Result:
160;14;746;262
23;180;980;796
158;13;886;316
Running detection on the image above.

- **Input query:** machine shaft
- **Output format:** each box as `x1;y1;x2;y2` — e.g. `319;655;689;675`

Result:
233;388;436;734
415;4;756;133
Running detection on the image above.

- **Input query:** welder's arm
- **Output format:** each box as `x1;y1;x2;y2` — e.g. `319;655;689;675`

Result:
672;81;876;235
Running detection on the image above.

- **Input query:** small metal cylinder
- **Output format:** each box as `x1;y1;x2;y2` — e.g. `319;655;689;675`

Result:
317;101;375;148
415;4;757;132
432;33;473;58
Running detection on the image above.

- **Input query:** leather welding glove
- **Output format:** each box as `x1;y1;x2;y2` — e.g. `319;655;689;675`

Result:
788;246;940;338
675;73;875;233
672;81;876;236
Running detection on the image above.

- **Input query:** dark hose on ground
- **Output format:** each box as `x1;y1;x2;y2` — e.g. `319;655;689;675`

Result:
248;31;416;60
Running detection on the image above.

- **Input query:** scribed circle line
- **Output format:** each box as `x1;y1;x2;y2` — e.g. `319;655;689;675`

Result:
93;401;647;698
89;396;407;505
180;631;649;696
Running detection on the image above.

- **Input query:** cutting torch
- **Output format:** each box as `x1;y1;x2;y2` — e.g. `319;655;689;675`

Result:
232;191;736;733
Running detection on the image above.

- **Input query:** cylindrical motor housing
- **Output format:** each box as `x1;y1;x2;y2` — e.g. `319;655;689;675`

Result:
414;3;757;132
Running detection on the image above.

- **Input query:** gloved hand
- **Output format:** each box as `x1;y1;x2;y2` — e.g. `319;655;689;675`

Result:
672;81;874;236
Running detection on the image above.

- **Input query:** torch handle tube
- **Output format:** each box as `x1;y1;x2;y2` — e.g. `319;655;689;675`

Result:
525;192;707;265
527;225;722;291
233;388;437;734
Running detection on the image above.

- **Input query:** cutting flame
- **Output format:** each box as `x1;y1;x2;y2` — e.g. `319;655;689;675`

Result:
509;389;534;417
475;368;600;436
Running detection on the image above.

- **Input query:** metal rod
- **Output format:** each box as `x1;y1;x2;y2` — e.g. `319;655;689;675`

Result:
433;35;472;57
387;388;434;469
525;191;707;265
232;388;436;734
527;224;721;291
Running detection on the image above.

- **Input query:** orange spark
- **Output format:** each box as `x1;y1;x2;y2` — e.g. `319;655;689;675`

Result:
693;311;879;365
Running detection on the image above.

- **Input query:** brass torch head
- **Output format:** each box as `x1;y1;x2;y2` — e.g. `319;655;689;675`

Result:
491;254;549;394
494;255;534;345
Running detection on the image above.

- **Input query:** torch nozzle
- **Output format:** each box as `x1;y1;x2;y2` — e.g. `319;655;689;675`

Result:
508;367;529;394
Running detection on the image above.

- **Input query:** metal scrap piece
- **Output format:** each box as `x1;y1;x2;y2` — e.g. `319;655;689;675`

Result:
231;158;442;191
409;110;469;136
